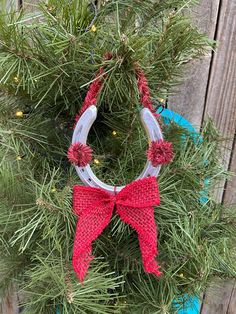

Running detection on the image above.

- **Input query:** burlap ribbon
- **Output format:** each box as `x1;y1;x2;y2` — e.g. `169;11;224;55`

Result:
72;177;162;282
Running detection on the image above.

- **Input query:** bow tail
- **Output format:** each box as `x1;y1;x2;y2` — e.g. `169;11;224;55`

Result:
72;202;114;282
117;205;161;277
72;222;94;282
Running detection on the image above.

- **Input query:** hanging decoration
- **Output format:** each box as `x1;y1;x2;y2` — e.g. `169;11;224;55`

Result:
68;60;173;282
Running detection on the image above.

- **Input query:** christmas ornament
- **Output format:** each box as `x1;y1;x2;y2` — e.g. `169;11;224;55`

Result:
69;62;173;282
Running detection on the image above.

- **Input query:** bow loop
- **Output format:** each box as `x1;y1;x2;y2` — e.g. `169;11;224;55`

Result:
73;185;112;216
117;177;160;208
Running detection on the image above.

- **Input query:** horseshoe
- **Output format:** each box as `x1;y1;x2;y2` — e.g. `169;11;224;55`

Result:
72;105;163;194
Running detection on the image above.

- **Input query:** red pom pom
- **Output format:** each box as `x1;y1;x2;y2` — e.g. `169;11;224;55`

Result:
68;142;93;167
147;140;174;167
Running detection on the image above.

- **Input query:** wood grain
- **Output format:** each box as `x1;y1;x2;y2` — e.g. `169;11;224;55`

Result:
223;137;236;204
169;0;221;129
2;0;18;11
203;0;236;203
169;1;236;313
0;287;19;314
22;0;40;12
201;1;236;313
228;280;236;314
201;279;236;314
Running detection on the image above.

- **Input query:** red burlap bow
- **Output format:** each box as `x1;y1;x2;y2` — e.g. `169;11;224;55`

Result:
72;177;162;282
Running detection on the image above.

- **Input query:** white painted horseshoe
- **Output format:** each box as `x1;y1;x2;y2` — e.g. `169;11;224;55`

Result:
72;105;163;194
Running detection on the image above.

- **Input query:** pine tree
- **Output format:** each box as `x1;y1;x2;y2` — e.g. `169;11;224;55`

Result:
0;1;235;313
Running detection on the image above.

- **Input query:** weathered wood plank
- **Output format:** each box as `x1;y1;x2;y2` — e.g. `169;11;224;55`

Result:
2;0;18;11
228;280;236;314
168;0;221;129
0;287;19;314
168;1;236;313
201;1;236;313
201;279;235;314
203;0;236;203
22;0;40;12
223;137;236;204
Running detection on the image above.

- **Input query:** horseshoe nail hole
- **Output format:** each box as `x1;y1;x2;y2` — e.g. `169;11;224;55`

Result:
81;168;85;172
88;178;92;182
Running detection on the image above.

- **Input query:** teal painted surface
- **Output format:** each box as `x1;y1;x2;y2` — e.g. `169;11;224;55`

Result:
173;295;201;314
158;108;201;142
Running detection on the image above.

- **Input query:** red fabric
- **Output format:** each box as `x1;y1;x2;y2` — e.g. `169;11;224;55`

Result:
136;68;159;118
75;67;105;124
147;140;174;166
72;177;162;282
67;142;93;166
75;53;159;124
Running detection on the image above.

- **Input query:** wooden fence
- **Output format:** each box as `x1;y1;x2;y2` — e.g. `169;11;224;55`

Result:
1;0;236;313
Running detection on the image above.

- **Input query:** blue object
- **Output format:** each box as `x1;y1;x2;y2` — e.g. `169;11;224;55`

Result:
159;108;197;131
174;295;201;314
56;306;60;314
199;178;210;205
159;108;202;143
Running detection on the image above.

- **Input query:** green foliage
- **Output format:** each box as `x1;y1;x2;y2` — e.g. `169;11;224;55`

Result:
21;256;124;314
0;0;211;112
0;1;235;314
